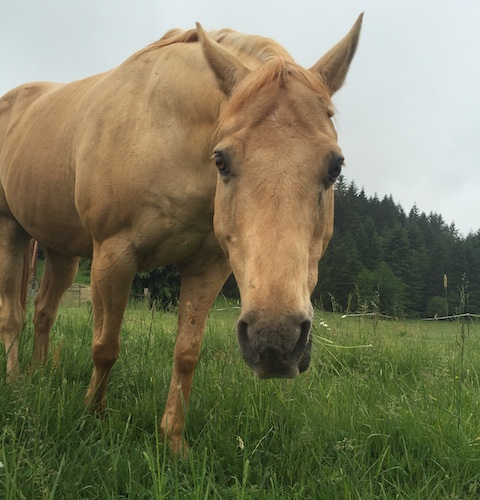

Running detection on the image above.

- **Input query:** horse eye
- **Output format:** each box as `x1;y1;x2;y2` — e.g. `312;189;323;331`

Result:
214;152;230;176
327;156;344;184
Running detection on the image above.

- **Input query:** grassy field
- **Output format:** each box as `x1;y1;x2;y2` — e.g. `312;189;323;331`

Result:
1;300;480;499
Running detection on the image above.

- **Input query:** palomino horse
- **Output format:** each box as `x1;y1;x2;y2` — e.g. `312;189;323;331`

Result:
0;15;362;454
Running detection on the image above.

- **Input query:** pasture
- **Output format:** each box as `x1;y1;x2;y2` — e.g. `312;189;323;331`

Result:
1;301;480;499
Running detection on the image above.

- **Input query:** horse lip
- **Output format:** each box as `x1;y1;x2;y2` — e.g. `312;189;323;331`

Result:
254;365;300;379
241;346;307;379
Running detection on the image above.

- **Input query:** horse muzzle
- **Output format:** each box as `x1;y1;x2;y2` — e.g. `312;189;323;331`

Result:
236;311;312;378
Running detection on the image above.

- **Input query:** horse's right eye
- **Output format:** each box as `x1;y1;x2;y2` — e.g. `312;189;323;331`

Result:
328;156;344;183
324;154;344;188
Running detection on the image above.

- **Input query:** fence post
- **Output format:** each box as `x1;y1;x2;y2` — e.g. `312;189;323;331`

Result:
144;288;152;309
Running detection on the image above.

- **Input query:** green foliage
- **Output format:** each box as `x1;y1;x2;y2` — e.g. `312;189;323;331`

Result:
2;304;480;498
73;261;182;310
354;262;405;315
318;176;480;316
221;274;240;300
130;270;239;308
426;296;448;318
132;266;181;310
76;258;92;285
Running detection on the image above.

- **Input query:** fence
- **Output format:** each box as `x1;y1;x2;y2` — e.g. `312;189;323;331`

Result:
423;313;480;321
61;284;92;307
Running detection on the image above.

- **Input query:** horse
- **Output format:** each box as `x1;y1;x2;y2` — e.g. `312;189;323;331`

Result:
0;15;363;455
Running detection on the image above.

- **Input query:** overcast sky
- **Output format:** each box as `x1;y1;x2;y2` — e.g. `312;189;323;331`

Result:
1;0;479;236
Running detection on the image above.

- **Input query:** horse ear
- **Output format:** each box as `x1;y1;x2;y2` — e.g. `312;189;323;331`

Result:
196;22;249;96
310;13;363;95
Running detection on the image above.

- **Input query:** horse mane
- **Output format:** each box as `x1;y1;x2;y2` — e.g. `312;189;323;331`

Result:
142;28;199;51
208;29;294;64
140;26;332;114
141;26;293;64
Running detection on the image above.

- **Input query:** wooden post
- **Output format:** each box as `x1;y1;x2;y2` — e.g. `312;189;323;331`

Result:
144;288;152;309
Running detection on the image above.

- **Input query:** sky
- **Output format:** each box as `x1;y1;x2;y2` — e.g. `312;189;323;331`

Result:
1;0;479;236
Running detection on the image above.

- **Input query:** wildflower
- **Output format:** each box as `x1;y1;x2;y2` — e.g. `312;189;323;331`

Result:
470;437;480;446
236;436;245;450
335;437;355;451
0;461;3;468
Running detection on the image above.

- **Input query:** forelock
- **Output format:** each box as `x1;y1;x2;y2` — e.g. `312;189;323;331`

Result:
225;58;331;117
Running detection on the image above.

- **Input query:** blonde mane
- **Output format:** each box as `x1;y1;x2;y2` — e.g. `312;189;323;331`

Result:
142;26;293;64
208;29;294;64
141;26;331;115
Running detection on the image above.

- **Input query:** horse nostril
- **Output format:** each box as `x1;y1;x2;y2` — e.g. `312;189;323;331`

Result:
301;318;312;335
288;319;311;361
237;319;248;343
236;318;259;368
298;333;312;373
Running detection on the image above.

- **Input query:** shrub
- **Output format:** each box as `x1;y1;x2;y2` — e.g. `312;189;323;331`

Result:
426;296;448;318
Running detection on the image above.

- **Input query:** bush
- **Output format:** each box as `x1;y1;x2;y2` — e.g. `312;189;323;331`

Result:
132;266;181;310
426;296;448;318
354;262;405;316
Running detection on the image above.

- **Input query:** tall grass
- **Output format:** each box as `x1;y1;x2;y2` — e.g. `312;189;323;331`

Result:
1;302;480;498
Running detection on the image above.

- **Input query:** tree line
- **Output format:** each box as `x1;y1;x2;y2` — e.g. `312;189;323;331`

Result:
314;177;480;317
87;176;480;318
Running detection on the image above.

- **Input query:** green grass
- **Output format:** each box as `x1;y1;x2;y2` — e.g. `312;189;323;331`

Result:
34;259;91;286
2;303;480;498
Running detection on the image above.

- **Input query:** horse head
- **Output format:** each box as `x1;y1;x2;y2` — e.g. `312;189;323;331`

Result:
197;16;362;378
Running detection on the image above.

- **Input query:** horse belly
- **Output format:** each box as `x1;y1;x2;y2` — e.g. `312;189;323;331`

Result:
1;134;93;256
0;82;95;256
6;185;93;257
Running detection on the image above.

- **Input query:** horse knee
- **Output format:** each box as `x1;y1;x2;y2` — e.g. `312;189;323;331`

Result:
0;308;25;344
33;305;54;332
92;342;119;369
174;345;200;374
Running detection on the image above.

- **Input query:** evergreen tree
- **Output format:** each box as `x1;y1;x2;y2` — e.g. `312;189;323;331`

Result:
318;180;480;317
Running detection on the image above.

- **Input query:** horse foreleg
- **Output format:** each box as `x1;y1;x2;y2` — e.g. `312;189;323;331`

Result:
0;217;29;379
32;249;80;364
84;240;137;413
161;255;231;456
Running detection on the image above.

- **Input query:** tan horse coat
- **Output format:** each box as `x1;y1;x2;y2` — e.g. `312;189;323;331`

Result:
0;16;363;454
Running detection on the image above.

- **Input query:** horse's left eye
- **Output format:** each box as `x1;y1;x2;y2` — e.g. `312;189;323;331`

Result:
327;156;344;184
214;152;230;176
